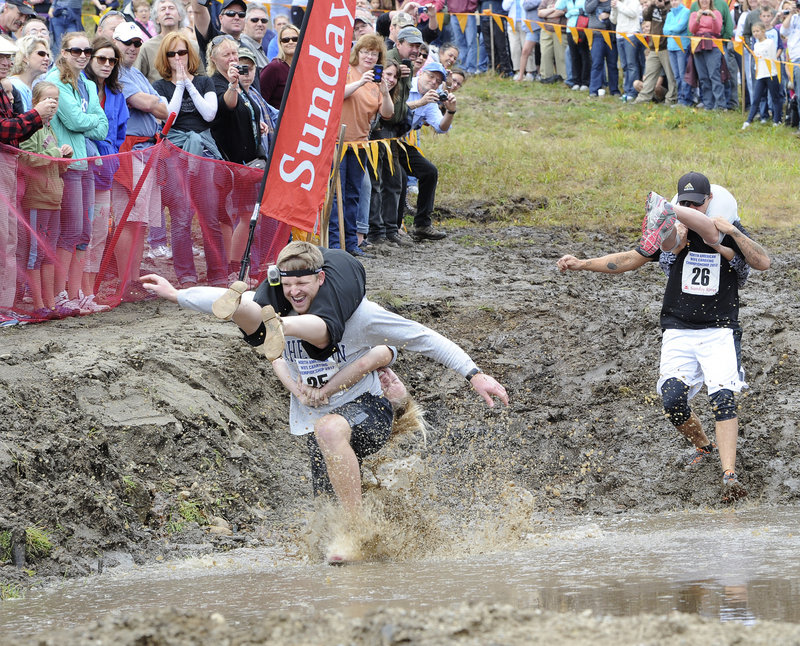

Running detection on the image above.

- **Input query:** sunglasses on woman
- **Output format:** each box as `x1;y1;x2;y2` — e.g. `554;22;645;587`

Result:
223;10;246;17
166;49;189;58
281;36;299;43
93;54;118;65
66;47;93;57
35;50;51;58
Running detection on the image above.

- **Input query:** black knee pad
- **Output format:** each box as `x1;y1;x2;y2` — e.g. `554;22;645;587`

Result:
241;322;266;348
710;389;737;421
662;377;691;427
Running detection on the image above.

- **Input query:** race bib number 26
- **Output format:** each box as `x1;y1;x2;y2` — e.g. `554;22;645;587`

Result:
681;251;720;296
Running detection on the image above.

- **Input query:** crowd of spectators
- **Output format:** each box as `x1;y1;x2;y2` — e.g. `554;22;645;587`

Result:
0;0;797;322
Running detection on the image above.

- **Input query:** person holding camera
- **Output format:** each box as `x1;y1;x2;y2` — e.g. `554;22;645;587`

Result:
403;61;456;242
329;34;394;258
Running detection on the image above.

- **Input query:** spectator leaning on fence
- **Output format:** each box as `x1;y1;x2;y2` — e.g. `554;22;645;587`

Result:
114;21;169;300
44;31;109;314
0;36;53;314
635;0;677;104
83;36;128;311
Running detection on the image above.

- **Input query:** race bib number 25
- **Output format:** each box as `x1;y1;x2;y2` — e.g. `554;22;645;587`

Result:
296;357;339;388
681;251;720;296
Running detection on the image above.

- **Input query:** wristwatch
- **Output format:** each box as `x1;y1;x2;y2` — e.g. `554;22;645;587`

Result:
465;367;482;381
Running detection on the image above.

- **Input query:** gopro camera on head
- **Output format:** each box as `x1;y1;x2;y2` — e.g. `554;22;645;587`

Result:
267;265;281;286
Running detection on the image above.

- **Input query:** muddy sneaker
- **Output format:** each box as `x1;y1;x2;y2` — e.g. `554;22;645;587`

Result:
637;192;677;256
211;281;248;321
721;470;747;502
684;442;717;469
260;305;285;361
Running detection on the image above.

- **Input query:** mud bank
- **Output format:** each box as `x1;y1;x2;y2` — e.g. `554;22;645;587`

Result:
14;603;800;646
1;224;798;640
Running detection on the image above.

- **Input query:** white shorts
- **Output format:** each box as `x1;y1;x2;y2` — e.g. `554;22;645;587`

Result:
657;327;747;401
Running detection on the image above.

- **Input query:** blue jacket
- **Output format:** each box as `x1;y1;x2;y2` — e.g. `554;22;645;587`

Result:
663;4;690;51
91;86;129;191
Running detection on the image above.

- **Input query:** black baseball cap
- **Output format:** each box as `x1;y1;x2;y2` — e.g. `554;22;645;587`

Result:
7;0;36;16
221;0;247;11
677;172;711;203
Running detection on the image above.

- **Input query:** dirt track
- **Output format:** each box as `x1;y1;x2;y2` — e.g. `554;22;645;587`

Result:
2;223;799;643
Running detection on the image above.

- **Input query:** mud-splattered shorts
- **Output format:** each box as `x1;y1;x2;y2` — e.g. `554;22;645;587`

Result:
306;392;393;496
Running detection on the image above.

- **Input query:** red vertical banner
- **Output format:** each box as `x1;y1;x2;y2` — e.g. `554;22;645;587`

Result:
259;0;356;232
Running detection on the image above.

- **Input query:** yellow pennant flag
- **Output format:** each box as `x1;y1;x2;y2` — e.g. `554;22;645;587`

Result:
601;29;612;49
506;16;514;30
436;13;444;30
670;35;684;51
585;27;594;48
689;36;701;53
569;25;579;41
733;39;743;55
620;32;634;47
712;38;724;55
493;13;504;31
457;12;468;31
635;33;650;49
554;24;564;44
776;61;782;82
651;34;661;50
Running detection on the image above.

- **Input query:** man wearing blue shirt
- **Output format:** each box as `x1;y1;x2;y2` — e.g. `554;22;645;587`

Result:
403;61;457;242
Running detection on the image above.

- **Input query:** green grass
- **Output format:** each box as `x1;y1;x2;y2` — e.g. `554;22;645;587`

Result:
1;582;23;600
422;75;800;232
0;527;52;562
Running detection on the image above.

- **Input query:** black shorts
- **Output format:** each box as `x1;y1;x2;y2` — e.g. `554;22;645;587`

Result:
306;392;393;497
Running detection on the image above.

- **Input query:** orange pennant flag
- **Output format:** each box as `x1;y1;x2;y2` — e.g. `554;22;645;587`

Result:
457;12;468;31
601;29;612;48
689;36;701;53
712;37;724;54
733;38;743;55
670;35;685;51
651;34;661;50
585;27;594;48
635;33;650;49
554;23;564;44
568;25;579;41
493;13;504;30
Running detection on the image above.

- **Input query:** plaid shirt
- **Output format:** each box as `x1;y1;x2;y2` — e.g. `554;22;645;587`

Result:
0;87;43;148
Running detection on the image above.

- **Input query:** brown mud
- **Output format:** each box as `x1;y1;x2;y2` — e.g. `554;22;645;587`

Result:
2;223;799;644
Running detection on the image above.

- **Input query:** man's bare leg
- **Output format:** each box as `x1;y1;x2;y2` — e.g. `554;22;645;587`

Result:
314;414;362;515
715;418;738;473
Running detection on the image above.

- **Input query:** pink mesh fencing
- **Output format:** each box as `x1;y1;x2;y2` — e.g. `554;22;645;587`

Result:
0;140;291;324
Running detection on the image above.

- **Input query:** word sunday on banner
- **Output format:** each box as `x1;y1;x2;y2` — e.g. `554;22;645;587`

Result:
260;0;356;233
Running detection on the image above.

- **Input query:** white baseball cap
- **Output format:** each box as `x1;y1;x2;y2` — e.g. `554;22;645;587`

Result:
113;21;147;43
0;36;19;56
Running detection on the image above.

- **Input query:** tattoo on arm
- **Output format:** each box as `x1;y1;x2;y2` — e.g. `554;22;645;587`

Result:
607;262;618;270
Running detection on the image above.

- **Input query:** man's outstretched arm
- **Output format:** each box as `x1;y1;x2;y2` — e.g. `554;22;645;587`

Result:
556;250;650;274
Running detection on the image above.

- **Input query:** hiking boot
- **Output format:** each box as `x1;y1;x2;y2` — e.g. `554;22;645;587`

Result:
721;470;747;502
413;226;447;241
212;280;248;321
386;232;412;246
684;442;716;469
260;305;285;361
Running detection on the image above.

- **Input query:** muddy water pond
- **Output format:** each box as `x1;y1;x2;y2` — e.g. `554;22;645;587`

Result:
3;507;800;639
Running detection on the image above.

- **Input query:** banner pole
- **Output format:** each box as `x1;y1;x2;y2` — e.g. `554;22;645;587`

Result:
320;124;347;249
237;0;317;281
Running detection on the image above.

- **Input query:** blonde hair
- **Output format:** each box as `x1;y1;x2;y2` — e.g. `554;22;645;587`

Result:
31;80;59;104
11;35;49;76
391;397;427;443
277;24;300;62
276;241;324;271
205;34;237;77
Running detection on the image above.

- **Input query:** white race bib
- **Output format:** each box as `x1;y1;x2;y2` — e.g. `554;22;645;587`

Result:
681;251;720;296
296;357;339;388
